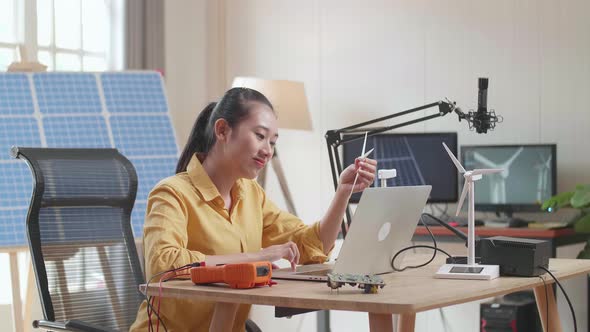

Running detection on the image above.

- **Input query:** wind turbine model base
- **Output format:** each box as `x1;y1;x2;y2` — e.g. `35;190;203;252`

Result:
435;263;499;280
434;143;502;281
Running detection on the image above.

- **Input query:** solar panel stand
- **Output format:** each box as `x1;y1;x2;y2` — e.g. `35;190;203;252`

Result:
23;262;35;332
2;245;35;332
8;251;25;332
1;245;33;332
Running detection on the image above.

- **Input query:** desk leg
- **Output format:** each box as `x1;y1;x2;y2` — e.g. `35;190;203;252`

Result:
534;283;562;332
397;313;416;332
368;313;393;332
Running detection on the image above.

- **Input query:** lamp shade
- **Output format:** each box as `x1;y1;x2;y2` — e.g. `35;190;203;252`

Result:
232;77;312;131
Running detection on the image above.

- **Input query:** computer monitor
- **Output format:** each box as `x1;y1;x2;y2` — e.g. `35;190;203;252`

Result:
342;132;458;203
460;144;557;215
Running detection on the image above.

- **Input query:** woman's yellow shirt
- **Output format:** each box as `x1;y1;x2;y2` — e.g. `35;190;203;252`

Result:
130;156;328;331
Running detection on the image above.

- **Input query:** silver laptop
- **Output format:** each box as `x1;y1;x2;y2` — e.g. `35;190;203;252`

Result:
272;185;431;281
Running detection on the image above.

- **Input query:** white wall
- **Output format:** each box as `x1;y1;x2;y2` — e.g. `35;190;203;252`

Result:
164;0;211;147
164;0;590;331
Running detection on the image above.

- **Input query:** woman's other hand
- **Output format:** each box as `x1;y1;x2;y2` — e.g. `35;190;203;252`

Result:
339;157;377;193
259;241;300;270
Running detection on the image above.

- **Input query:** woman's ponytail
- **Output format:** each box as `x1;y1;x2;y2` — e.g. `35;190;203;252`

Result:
175;102;216;173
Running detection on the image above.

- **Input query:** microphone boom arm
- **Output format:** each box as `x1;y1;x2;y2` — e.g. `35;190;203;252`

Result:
325;99;471;238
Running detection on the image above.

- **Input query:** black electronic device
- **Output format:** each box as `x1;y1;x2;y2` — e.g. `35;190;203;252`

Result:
461;144;557;221
478;236;551;277
421;216;550;277
342;132;458;203
481;291;542;332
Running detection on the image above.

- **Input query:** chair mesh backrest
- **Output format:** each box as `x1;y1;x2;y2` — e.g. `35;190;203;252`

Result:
15;148;144;331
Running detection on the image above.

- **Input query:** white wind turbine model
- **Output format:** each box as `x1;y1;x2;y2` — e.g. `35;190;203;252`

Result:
435;143;503;280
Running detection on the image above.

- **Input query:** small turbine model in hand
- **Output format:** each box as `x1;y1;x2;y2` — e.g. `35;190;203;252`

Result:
435;143;502;280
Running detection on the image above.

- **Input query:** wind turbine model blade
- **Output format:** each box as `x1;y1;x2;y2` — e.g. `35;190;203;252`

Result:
442;142;465;173
456;180;469;216
361;132;368;157
471;168;503;176
360;148;374;159
350;132;369;197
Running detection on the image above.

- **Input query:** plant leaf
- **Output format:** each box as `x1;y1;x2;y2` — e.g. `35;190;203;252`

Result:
571;185;590;209
577;244;590;259
578;240;590;259
541;191;574;211
574;213;590;233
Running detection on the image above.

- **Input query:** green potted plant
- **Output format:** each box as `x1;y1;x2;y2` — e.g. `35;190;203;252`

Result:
542;184;590;258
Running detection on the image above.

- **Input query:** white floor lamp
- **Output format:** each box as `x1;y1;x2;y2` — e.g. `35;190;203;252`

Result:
231;77;313;216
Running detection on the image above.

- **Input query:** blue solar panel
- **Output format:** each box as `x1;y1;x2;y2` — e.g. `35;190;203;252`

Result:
0;72;178;247
110;115;177;157
34;73;102;114
131;157;177;201
102;72;167;113
0;161;33;208
0;74;34;115
0;209;28;247
43;116;111;148
0;117;41;160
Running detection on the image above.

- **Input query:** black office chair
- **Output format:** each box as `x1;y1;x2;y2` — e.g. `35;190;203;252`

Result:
13;147;263;332
13;147;144;332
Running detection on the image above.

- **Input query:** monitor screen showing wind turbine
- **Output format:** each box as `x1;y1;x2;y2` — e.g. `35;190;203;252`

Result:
342;132;458;203
461;144;556;213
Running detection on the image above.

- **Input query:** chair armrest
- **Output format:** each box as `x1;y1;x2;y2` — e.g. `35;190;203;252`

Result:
33;319;114;332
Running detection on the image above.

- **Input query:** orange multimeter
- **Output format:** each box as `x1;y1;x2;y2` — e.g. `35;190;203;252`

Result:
190;261;275;289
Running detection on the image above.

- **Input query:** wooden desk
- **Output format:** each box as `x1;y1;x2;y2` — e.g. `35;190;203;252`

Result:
140;256;590;332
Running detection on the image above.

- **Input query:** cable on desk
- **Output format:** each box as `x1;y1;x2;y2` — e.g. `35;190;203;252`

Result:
145;262;204;332
538;266;577;332
390;213;455;271
145;269;170;332
430;203;451;221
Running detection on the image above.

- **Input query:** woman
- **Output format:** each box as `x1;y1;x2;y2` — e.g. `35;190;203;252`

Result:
130;87;376;331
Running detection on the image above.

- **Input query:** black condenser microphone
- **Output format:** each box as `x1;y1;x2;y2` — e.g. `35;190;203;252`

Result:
473;77;493;133
478;77;488;114
448;77;501;133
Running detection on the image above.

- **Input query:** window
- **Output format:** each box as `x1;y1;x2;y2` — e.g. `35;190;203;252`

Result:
0;0;123;72
0;0;21;70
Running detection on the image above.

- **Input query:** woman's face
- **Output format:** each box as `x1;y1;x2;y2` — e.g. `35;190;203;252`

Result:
224;103;278;179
